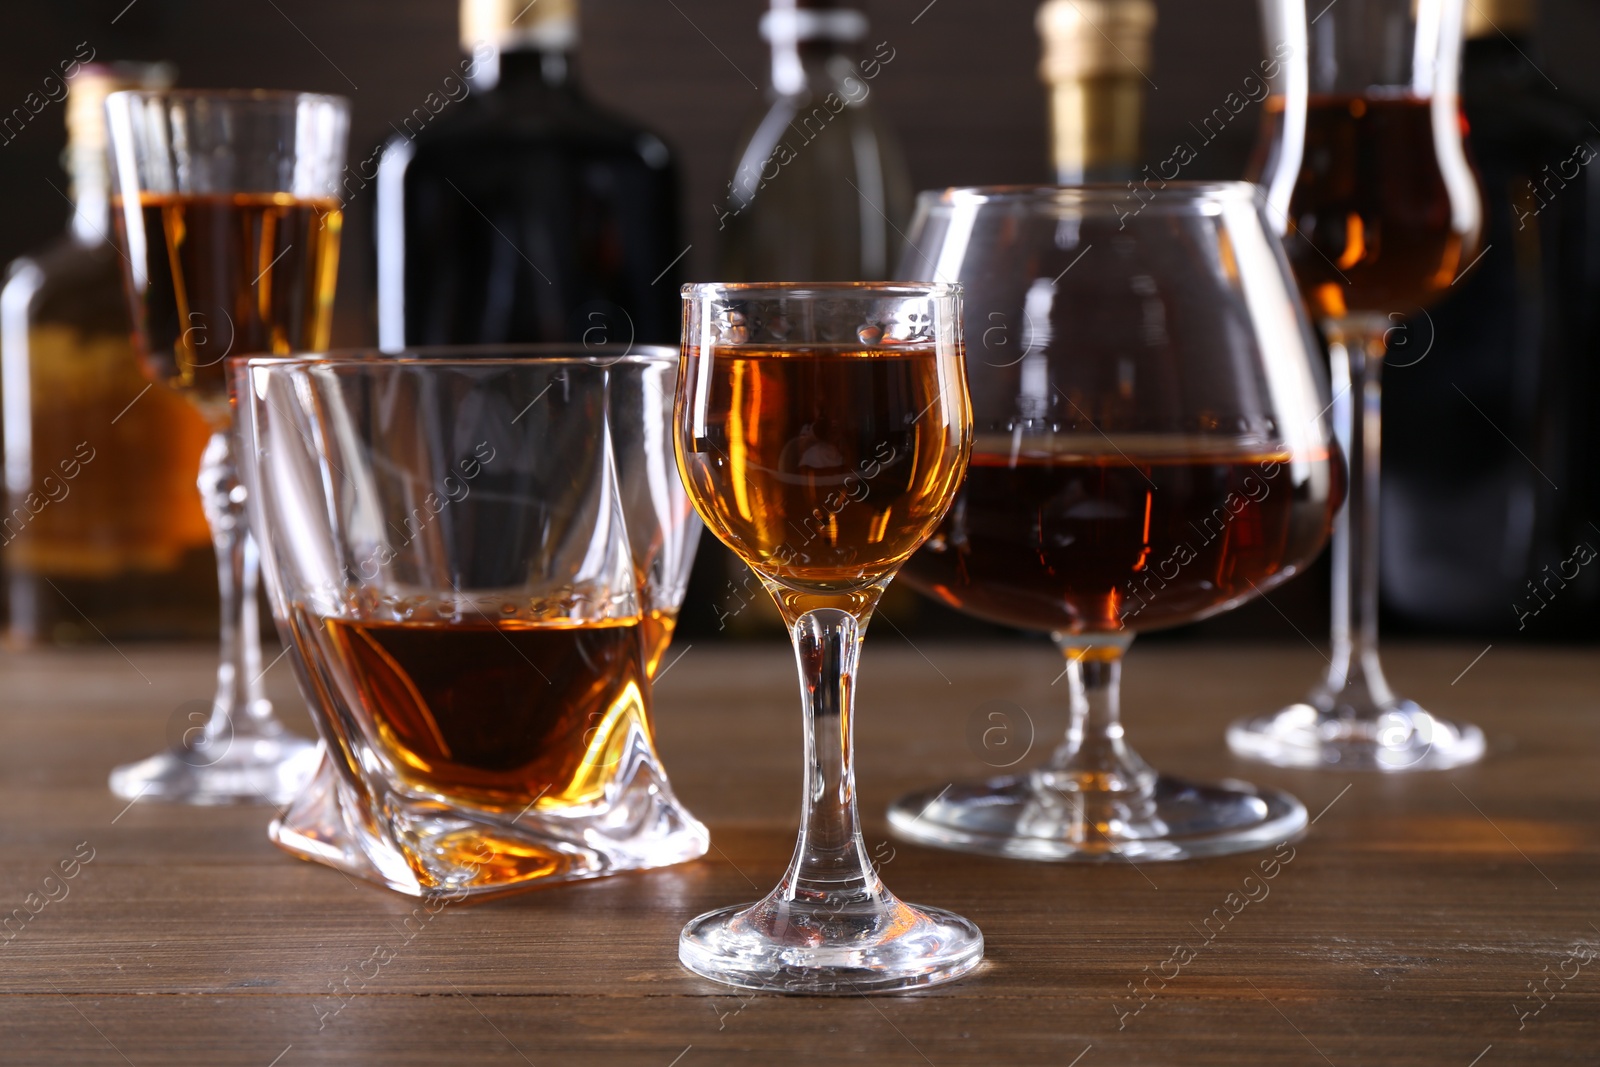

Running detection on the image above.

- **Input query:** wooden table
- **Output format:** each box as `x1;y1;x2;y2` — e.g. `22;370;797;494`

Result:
1;640;1596;1066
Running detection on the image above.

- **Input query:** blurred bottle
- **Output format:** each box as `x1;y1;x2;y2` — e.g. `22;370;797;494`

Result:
718;0;911;281
376;0;683;348
1037;0;1156;183
1381;0;1600;637
0;63;216;645
706;0;914;638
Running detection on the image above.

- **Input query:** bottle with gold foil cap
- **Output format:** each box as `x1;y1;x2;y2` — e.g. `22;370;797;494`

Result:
460;0;578;52
1036;0;1156;183
0;62;218;644
1462;0;1531;38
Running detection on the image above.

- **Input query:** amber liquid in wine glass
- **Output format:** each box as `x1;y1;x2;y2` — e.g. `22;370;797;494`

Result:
120;192;343;421
1252;95;1473;319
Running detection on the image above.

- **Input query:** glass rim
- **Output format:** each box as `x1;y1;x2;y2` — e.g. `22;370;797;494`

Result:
917;181;1262;209
228;343;676;370
681;281;962;300
105;88;351;111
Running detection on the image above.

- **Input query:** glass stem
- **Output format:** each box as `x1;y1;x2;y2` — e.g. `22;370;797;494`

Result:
1319;316;1396;712
1044;636;1155;810
197;429;279;746
779;606;881;908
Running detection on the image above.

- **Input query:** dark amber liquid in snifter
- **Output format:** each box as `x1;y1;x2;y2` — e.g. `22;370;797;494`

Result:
901;439;1341;635
676;343;968;592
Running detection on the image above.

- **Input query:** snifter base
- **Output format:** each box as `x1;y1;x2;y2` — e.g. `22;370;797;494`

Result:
888;772;1306;862
1228;700;1486;771
270;745;709;898
109;733;318;806
679;895;983;995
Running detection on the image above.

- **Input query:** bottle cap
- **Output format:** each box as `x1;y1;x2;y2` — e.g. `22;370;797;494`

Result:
65;62;174;153
1037;0;1156;83
460;0;578;52
1464;0;1532;38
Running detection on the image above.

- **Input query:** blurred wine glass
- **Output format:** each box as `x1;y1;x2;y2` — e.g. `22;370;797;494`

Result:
1233;0;1487;770
105;89;348;804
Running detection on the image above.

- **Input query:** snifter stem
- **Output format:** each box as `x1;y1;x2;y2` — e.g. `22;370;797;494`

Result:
1039;635;1159;839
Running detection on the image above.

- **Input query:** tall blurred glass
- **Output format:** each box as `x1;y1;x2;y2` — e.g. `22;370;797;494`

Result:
1235;0;1487;770
234;348;706;896
104;89;348;803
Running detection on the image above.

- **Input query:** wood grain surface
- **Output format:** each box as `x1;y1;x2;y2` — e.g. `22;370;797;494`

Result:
0;640;1596;1065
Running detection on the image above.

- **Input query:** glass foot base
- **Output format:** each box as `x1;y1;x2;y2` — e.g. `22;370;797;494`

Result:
271;744;710;898
109;734;319;806
887;772;1306;862
1228;699;1486;771
679;891;983;995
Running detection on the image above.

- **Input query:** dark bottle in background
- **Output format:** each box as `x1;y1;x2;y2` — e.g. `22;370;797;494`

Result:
376;0;682;348
717;0;911;282
1381;0;1600;638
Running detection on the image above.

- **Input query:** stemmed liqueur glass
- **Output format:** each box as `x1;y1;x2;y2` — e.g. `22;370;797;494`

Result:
1232;0;1486;769
105;90;349;803
891;184;1342;861
675;282;983;993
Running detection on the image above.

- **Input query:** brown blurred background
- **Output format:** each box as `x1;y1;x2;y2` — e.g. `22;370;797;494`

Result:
4;0;1598;644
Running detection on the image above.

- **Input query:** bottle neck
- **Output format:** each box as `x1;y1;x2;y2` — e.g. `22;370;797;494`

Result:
67;145;110;245
468;45;580;95
1047;77;1145;183
764;6;869;96
770;38;861;95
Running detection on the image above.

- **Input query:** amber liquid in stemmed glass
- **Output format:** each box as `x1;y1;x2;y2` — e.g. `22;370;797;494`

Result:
116;192;342;420
904;439;1341;634
677;343;969;591
673;306;981;993
1251;94;1473;317
1228;58;1488;770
